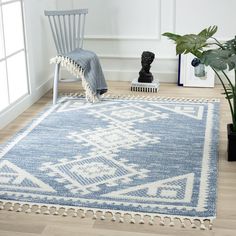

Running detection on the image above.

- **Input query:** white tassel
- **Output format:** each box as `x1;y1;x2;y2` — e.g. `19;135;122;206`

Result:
100;212;106;220
72;211;78;217
200;224;206;230
119;215;124;223
191;222;197;229
44;210;50;215
159;217;165;226
62;211;68;217
200;221;206;230
25;208;32;214
148;216;154;225
130;217;135;224
16;206;22;212
149;219;154;225
0;205;4;210
53;211;59;216
92;213;97;220
81;210;86;218
169;220;175;227
139;218;145;224
209;222;213;230
180;220;185;228
8;206;14;211
35;208;41;214
111;215;116;222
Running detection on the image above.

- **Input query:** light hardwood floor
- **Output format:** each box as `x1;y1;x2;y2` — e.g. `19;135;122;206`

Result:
0;81;235;236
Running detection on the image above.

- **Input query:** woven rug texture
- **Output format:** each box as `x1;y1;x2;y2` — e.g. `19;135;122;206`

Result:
0;96;219;229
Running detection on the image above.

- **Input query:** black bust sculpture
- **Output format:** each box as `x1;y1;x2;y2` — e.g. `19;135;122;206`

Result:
138;51;155;83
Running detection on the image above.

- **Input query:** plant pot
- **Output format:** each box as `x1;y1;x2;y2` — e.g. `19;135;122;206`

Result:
227;124;236;161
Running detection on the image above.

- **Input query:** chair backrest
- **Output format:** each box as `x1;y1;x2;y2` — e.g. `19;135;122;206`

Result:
44;9;88;54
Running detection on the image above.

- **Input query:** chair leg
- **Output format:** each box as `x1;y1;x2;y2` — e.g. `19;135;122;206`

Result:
53;63;60;105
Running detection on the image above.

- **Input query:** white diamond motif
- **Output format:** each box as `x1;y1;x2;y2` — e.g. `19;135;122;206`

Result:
111;109;145;120
71;162;116;179
41;155;150;195
67;125;160;153
88;104;169;125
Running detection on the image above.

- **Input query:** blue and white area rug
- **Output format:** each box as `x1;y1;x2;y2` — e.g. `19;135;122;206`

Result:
0;95;219;229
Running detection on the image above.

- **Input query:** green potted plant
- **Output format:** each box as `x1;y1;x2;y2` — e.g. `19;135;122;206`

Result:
163;26;236;161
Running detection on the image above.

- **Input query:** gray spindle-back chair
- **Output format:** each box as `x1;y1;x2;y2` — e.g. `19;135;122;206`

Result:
44;9;88;104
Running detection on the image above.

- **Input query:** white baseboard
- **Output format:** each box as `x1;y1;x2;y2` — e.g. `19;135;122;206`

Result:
0;77;53;130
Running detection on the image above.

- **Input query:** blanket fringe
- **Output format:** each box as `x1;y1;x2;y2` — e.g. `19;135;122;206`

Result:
60;92;220;103
50;56;99;103
0;201;214;230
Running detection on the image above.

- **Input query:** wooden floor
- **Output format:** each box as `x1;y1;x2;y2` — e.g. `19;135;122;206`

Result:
0;81;235;236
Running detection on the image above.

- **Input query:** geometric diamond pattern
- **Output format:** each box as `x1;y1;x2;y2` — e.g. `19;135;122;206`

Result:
67;124;160;154
41;154;150;195
88;103;169;126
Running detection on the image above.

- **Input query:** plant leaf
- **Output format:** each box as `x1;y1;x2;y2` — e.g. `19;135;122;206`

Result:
226;94;234;99
224;36;236;54
163;31;210;56
228;54;236;70
198;26;217;39
201;49;236;71
162;32;181;41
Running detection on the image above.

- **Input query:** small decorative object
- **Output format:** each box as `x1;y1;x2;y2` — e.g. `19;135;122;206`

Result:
131;79;159;92
163;25;236;161
191;58;206;78
138;51;155;83
131;51;159;92
178;54;215;87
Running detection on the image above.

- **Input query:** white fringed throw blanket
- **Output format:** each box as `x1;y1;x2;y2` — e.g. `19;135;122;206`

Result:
51;49;108;102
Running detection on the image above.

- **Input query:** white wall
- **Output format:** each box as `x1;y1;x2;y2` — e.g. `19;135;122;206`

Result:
0;0;58;129
175;0;236;38
72;0;177;82
69;0;236;83
56;0;73;9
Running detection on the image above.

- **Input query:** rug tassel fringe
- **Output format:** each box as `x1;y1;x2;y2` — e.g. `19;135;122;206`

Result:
81;209;86;218
8;203;14;212
59;92;220;104
111;214;116;222
119;213;124;223
180;219;186;228
100;212;106;220
0;201;214;230
139;215;145;224
200;220;207;230
25;206;32;214
130;214;136;224
159;217;165;226
209;220;213;230
149;216;154;225
62;211;68;217
73;211;78;217
92;212;97;220
169;218;175;227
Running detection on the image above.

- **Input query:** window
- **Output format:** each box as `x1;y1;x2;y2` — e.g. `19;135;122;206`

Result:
0;0;29;113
